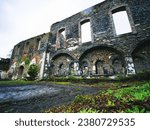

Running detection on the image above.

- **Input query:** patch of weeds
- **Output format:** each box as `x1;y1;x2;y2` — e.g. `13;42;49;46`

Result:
79;108;99;113
105;89;113;94
74;95;85;103
45;82;150;113
54;82;71;85
133;93;145;101
74;95;95;105
125;106;145;113
106;100;115;107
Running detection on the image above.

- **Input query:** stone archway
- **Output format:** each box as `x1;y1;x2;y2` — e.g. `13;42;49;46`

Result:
133;56;148;73
80;60;89;76
79;46;124;76
51;53;74;76
58;63;65;76
95;60;104;75
132;41;150;73
112;58;124;75
18;66;24;79
69;62;74;75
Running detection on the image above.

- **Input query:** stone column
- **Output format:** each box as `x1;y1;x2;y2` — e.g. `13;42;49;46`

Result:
125;56;136;75
74;61;80;75
92;65;96;74
39;51;46;79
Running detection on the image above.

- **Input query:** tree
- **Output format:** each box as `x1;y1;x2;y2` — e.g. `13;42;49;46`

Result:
27;64;39;80
7;49;13;58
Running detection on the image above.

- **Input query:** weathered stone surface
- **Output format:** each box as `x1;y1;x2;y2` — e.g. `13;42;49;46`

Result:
10;0;150;79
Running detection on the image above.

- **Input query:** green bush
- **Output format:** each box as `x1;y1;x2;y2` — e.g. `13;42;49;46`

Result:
27;64;39;80
25;58;30;65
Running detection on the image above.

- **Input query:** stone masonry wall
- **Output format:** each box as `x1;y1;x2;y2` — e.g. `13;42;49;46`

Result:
10;0;150;79
48;0;150;77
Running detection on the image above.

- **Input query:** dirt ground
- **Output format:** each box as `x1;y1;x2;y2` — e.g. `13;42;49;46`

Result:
0;83;100;113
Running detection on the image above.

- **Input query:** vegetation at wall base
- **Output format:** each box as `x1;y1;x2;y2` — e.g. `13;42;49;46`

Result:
1;70;150;113
27;64;39;80
45;82;150;113
42;69;150;84
0;80;38;86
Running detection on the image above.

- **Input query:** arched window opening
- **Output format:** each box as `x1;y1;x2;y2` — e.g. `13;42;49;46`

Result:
69;62;74;75
23;42;29;54
57;28;66;48
112;6;132;35
58;63;65;76
95;60;104;75
112;59;124;74
80;19;91;43
36;38;41;51
81;61;89;75
133;57;149;73
132;41;150;74
18;66;24;79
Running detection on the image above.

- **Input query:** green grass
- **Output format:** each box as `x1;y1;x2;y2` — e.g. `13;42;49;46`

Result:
52;82;71;85
1;79;149;113
46;82;150;113
0;80;37;86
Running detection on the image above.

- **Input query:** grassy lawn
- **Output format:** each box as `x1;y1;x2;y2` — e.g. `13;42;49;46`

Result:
0;80;38;86
45;81;150;113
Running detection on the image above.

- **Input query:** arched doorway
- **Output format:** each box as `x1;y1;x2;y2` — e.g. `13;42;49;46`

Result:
79;46;124;76
18;66;24;79
80;60;89;76
51;53;74;76
58;63;65;76
133;56;149;73
112;58;124;74
95;60;104;75
69;62;74;75
132;41;150;73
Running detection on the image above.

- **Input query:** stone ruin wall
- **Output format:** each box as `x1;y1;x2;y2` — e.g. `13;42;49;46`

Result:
9;33;50;79
48;0;150;78
9;0;150;79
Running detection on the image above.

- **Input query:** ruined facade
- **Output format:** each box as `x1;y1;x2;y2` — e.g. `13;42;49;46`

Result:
9;33;50;79
9;0;150;79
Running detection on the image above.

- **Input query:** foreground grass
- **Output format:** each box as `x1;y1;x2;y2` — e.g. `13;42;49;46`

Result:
0;80;37;86
45;82;150;113
0;79;150;113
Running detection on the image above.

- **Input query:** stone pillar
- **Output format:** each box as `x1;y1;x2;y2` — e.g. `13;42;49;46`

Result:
74;61;80;75
92;65;96;74
125;56;136;75
39;52;46;79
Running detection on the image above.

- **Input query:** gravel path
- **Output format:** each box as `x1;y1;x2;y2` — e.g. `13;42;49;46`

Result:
0;83;100;113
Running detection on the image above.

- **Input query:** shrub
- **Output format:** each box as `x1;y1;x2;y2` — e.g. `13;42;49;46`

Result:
27;64;39;80
25;58;30;65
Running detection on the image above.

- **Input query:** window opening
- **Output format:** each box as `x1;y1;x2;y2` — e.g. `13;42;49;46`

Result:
112;6;132;35
80;19;91;43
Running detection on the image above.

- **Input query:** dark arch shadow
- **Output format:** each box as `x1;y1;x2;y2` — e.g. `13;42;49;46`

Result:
18;66;24;79
51;52;74;61
79;45;124;61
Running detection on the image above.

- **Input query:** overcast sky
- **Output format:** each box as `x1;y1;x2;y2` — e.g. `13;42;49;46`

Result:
0;0;105;58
